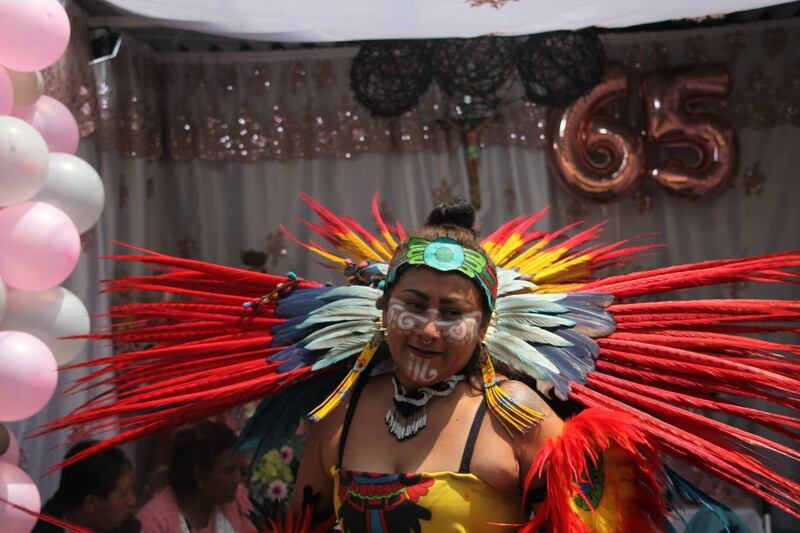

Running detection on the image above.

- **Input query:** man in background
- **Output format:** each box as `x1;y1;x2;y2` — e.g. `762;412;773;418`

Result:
33;440;140;533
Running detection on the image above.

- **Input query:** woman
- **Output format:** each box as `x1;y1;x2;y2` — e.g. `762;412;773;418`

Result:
137;420;257;533
41;194;800;531
290;201;564;531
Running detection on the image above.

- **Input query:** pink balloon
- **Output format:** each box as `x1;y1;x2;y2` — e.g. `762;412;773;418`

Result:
0;331;58;422
0;424;20;465
12;95;79;154
0;461;40;533
0;202;80;291
0;67;12;115
0;0;70;71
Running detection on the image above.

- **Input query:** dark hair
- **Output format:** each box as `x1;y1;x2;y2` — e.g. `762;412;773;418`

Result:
56;440;132;510
410;198;483;251
167;420;236;499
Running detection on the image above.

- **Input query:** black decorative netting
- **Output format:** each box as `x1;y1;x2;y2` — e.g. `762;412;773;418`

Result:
350;41;433;118
431;37;516;120
515;29;606;107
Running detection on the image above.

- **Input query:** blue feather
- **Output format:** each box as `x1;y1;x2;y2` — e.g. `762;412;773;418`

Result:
269;316;309;346
560;292;614;308
269;345;313;371
275;287;329;317
556;328;600;358
235;369;347;464
561;303;617;338
536;345;593;383
663;465;737;533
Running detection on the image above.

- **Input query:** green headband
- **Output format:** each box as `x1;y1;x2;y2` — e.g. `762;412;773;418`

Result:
385;237;497;311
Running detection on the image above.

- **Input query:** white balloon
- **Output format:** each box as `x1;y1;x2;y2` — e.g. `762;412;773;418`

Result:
0;286;90;366
32;153;106;233
0;275;6;323
0;116;49;207
0;461;40;533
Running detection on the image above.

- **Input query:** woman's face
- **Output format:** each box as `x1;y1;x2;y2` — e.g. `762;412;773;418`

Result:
196;449;241;505
384;267;487;388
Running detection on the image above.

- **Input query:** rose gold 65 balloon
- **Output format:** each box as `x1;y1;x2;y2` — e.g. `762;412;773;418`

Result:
546;64;646;203
642;65;737;199
547;64;737;202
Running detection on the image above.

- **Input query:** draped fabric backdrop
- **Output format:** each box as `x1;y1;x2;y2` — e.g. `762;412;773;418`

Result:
10;9;800;529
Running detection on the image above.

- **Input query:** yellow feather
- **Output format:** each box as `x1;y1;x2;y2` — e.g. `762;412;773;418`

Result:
516;247;569;276
492;233;526;266
504;240;549;270
308;332;381;421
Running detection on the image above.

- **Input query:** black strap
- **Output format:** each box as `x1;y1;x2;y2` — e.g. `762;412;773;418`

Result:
458;398;487;474
337;370;371;468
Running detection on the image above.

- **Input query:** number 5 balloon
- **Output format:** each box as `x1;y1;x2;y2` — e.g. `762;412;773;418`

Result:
642;65;737;199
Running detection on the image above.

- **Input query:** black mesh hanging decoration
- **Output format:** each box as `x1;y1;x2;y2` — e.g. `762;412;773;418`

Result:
516;29;606;107
350;41;433;118
430;37;515;210
431;36;516;124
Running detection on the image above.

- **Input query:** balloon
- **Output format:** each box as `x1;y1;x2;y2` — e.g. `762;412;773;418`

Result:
0;331;58;421
0;0;70;71
0;116;49;207
5;68;43;107
546;64;646;202
0;286;89;366
0;274;6;323
33;153;106;233
0;461;40;533
0;67;11;115
642;65;737;199
12;95;79;154
0;202;81;291
0;424;20;465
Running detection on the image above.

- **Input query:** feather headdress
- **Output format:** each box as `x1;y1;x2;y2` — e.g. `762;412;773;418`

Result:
36;192;800;523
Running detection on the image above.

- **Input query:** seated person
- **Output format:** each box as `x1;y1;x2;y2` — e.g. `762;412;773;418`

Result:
137;420;256;532
33;440;139;533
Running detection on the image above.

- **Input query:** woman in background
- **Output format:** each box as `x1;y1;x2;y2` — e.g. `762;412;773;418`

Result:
137;420;256;533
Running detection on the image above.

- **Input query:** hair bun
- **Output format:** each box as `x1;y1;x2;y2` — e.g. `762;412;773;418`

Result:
426;199;475;231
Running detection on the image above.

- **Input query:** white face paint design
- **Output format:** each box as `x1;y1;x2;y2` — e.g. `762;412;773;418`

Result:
386;298;481;346
406;355;439;382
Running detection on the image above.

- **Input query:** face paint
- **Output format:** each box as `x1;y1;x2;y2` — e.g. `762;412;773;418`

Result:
386;298;481;345
406;355;439;382
385;300;420;336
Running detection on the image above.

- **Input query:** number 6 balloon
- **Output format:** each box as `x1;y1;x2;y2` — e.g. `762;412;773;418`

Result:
546;64;646;203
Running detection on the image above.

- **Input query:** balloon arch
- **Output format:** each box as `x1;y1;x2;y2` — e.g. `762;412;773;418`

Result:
0;1;105;531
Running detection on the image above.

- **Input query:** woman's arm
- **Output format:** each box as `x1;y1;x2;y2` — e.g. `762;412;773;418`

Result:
499;380;564;510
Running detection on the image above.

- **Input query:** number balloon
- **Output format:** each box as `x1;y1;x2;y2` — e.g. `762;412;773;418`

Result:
642;65;737;198
546;64;646;202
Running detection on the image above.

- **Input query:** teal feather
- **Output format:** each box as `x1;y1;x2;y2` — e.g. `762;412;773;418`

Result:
496;319;575;346
486;330;560;378
304;320;376;350
495;294;569;314
311;336;371;370
498;312;576;328
299;308;379;327
319;285;382;301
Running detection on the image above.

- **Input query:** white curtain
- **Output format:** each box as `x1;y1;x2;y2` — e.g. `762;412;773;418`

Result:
10;15;800;529
98;0;783;42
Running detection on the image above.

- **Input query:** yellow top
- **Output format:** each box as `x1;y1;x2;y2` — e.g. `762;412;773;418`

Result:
331;465;528;532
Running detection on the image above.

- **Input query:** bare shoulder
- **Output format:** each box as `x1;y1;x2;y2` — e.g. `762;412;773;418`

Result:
497;379;552;415
497;379;564;458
